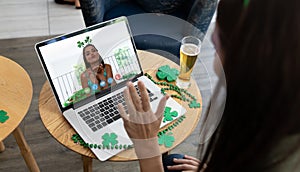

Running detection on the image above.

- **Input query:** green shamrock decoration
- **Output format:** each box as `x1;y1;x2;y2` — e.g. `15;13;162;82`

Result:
189;100;201;108
84;36;92;44
156;65;179;82
0;110;9;123
77;36;92;48
158;132;175;148
163;107;178;122
102;133;118;147
77;41;84;48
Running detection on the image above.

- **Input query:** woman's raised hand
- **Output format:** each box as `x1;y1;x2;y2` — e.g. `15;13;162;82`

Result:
118;81;169;140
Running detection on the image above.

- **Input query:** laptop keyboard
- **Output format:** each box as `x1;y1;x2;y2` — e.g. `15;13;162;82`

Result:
78;85;158;132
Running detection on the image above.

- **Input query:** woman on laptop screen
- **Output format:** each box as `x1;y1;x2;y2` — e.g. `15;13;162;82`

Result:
80;44;116;92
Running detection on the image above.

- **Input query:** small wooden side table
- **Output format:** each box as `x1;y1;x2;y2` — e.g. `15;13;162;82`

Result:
39;51;202;172
0;56;40;172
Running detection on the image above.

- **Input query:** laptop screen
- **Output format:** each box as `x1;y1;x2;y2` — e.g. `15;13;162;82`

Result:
36;17;142;110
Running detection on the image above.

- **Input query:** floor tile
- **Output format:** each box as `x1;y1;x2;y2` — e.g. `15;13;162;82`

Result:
48;0;85;35
0;0;48;39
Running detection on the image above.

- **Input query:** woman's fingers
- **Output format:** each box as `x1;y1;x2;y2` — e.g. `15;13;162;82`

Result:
128;82;143;112
155;95;169;118
167;163;198;171
118;103;129;123
167;156;200;171
138;81;151;112
173;158;200;166
184;155;201;163
123;87;135;115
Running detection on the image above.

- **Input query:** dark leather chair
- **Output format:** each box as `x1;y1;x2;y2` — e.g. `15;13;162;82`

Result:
79;0;217;62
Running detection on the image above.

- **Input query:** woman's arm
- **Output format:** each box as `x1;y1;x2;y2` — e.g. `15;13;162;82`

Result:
118;81;169;172
139;155;164;172
105;64;113;78
105;64;116;86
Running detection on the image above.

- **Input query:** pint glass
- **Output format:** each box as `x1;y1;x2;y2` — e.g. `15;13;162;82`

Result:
176;36;201;89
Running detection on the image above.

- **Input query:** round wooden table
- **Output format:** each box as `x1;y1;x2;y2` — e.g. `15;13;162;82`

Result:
39;51;202;172
0;56;40;172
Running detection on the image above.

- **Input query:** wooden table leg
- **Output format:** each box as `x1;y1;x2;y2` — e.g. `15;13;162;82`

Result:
0;141;5;152
12;127;40;172
82;155;93;172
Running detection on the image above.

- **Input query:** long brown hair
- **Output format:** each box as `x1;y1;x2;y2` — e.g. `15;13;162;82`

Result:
200;0;300;171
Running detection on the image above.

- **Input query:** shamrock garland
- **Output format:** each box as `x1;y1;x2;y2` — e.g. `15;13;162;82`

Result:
0;110;9;123
163;107;178;123
189;100;201;108
77;36;92;48
145;73;201;109
71;115;187;149
156;65;179;82
72;132;133;150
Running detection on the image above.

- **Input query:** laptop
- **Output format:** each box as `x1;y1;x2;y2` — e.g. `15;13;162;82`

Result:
35;16;186;161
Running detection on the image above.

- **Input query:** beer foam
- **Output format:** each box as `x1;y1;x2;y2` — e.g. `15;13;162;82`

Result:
180;43;200;56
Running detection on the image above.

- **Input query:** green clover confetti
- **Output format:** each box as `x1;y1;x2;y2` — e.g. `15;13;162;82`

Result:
102;133;118;147
163;107;178;122
0;110;9;123
158;132;175;148
188;100;201;108
156;65;179;82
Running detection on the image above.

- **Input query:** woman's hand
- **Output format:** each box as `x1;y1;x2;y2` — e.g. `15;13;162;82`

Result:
167;155;201;172
86;68;98;83
118;81;169;171
96;64;104;73
118;81;169;139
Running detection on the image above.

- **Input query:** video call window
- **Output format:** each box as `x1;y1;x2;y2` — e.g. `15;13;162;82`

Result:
39;20;141;108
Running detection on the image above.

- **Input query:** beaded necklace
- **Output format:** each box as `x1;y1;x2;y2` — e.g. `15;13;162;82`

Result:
144;73;200;108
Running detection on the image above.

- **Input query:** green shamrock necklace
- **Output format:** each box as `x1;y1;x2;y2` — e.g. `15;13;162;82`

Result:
71;115;187;150
145;72;201;109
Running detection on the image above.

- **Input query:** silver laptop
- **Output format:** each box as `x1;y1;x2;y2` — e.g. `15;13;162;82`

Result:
35;16;186;161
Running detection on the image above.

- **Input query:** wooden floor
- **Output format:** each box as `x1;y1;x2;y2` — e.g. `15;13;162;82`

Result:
0;22;219;171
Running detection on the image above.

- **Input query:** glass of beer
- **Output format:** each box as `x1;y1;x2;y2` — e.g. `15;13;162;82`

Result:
176;36;201;89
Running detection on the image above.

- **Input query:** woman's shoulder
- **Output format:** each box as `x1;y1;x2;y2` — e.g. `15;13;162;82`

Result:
81;69;90;77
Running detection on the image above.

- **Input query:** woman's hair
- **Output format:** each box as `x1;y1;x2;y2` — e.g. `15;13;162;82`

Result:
216;0;245;52
82;44;104;69
200;0;300;171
